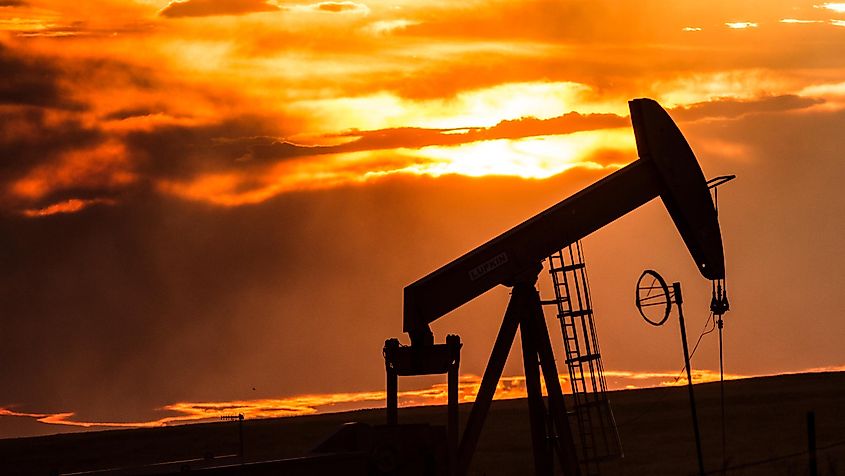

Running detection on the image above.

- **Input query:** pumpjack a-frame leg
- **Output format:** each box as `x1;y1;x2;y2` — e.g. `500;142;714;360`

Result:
456;279;581;476
522;282;581;474
521;311;553;475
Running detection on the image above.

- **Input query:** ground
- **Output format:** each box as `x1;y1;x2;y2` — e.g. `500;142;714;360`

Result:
1;372;842;475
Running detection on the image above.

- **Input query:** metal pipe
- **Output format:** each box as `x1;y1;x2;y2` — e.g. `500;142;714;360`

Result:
447;334;461;476
384;339;399;426
674;282;705;476
718;316;726;475
521;318;553;476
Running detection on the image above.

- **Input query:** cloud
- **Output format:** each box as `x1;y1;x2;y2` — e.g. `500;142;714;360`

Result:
0;0;27;6
0;41;310;214
159;0;280;18
815;2;845;13
0;56;624;210
306;1;369;14
670;95;824;121
0;107;111;212
121;116;285;177
0;43;164;213
779;18;823;24
366;19;418;35
22;198;116;217
0;44;82;110
102;107;160;121
233;94;824;170
0;31;835;217
725;21;758;29
251;112;627;161
11;20;156;38
0;39;827;215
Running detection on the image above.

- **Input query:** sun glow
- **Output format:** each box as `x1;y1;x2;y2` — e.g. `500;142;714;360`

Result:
651;70;795;107
5;367;817;431
157;129;634;205
290;81;603;132
398;129;634;179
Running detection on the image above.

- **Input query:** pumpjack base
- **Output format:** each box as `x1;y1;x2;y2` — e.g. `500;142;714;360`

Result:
386;273;582;476
384;335;462;474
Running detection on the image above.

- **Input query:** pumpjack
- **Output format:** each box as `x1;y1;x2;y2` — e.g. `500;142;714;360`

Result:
384;98;726;476
142;98;725;476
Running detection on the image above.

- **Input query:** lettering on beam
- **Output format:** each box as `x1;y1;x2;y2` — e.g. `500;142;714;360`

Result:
468;252;509;281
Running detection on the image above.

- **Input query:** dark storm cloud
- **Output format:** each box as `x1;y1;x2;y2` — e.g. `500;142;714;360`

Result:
0;43;149;211
0;41;294;213
0;109;99;172
0;44;83;110
102;107;160;121
0;108;105;204
122;116;281;178
159;0;280;18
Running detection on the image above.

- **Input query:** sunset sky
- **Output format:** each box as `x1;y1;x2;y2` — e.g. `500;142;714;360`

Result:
1;0;845;438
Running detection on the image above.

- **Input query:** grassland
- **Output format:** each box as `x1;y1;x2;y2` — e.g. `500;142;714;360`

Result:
1;371;842;475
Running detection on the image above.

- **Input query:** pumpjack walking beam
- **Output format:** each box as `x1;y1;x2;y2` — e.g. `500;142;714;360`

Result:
397;99;727;476
404;98;724;347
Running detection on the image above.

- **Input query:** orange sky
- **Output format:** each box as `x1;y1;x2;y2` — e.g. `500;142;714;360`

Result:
1;0;845;438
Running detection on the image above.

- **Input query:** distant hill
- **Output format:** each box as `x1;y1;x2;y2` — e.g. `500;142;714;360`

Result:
1;371;843;475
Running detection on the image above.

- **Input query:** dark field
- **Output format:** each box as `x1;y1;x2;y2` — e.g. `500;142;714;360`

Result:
1;372;843;475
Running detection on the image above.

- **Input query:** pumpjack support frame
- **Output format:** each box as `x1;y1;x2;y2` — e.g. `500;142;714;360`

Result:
455;274;581;476
384;335;462;473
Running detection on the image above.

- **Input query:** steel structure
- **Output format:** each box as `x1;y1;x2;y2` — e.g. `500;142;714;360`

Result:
387;98;726;476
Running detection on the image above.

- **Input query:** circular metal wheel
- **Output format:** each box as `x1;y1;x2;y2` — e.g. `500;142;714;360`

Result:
635;269;672;326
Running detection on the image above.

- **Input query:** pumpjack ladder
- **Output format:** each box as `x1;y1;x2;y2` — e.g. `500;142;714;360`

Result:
545;241;622;476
